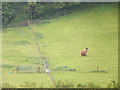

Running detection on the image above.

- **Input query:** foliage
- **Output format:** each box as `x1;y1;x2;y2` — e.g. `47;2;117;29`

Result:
2;2;29;27
20;82;37;88
2;83;15;88
76;83;101;88
55;80;75;88
107;80;119;88
2;81;101;88
4;80;119;88
2;2;81;27
2;64;15;69
55;80;101;88
86;82;101;88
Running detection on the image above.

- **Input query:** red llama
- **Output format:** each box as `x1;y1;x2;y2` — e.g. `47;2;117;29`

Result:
80;48;88;56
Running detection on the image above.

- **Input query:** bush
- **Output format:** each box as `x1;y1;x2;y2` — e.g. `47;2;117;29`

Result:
77;83;84;88
20;82;37;88
107;80;118;88
2;83;15;88
76;83;101;88
55;80;102;88
55;80;75;88
86;82;101;88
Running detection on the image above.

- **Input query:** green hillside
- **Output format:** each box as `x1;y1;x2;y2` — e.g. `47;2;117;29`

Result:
2;3;118;88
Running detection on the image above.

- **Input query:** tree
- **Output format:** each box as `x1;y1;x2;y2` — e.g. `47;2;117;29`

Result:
2;2;81;27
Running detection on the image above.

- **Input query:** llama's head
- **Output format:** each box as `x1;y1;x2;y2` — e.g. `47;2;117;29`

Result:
86;48;88;51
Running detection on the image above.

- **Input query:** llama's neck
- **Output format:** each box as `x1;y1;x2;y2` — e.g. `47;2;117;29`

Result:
86;49;88;53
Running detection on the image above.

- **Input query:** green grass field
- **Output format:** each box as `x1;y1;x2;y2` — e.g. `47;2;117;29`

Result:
2;3;118;88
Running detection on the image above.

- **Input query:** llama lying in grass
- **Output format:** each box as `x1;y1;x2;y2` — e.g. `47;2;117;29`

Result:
80;48;88;56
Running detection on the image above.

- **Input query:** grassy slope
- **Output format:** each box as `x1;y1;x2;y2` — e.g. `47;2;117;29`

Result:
2;3;118;87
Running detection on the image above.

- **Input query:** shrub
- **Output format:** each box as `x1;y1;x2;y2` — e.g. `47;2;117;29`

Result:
55;80;75;88
76;83;101;88
2;83;15;88
55;80;102;88
86;82;101;88
76;83;83;88
107;80;118;88
20;82;37;88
